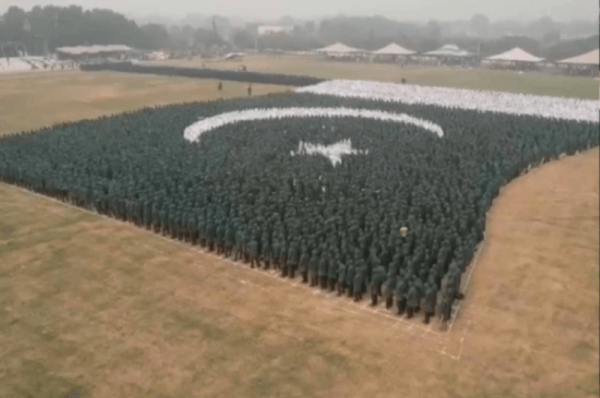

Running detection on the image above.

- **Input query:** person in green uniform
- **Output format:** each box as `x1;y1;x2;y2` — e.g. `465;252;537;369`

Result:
287;240;299;278
345;260;355;298
261;231;271;269
225;223;235;257
448;262;464;300
414;277;424;313
234;225;244;261
308;249;319;286
353;266;366;302
272;237;281;270
328;254;339;292
279;240;288;276
395;278;408;315
370;265;386;306
423;283;437;324
337;260;347;296
298;242;309;283
248;237;258;268
318;252;328;289
382;268;397;309
406;283;418;319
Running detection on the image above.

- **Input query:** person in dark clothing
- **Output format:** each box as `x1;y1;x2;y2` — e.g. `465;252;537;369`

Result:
395;278;408;315
337;261;347;296
247;84;252;96
406;284;418;319
414;277;424;314
440;281;456;323
248;238;258;268
448;262;465;300
218;81;223;91
370;265;386;306
345;262;355;298
353;267;365;302
423;284;437;324
308;250;318;286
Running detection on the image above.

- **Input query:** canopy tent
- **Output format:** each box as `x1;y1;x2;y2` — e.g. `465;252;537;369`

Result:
56;45;133;56
315;43;364;54
56;45;134;61
557;49;599;66
485;47;544;63
373;43;415;56
424;44;473;58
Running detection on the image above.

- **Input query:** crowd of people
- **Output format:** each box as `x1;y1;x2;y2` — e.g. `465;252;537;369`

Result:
0;92;597;326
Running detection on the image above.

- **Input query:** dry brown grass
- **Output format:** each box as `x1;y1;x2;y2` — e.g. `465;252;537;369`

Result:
159;55;599;99
0;70;289;136
0;149;597;398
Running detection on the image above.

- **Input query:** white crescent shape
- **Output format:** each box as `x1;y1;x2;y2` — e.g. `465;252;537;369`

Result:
183;107;444;143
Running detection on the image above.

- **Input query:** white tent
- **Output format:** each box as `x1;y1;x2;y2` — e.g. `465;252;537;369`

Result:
485;47;544;63
56;45;133;56
424;44;473;58
315;43;364;54
373;43;415;56
557;49;599;66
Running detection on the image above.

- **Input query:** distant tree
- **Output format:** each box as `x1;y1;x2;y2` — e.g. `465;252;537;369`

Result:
426;20;442;40
480;35;541;57
542;29;561;45
278;15;294;26
543;34;599;61
233;29;254;50
2;6;28;42
469;13;490;38
0;5;177;54
193;27;224;49
303;21;316;36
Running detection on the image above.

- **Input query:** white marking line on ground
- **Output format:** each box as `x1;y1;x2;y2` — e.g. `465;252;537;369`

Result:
387;322;456;361
447;234;487;335
0;182;463;340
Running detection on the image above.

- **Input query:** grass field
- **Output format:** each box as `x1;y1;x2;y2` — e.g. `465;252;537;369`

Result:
159;55;599;100
0;68;598;397
0;70;289;136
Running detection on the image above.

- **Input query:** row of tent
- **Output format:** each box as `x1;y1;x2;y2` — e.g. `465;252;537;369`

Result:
315;42;600;65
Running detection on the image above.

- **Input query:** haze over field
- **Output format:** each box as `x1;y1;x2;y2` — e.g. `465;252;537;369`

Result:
0;0;596;22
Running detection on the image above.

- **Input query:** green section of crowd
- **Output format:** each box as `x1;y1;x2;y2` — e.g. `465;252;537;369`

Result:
0;93;597;324
81;62;325;87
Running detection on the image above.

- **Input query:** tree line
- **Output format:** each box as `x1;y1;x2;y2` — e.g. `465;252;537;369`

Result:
0;5;172;54
1;5;597;61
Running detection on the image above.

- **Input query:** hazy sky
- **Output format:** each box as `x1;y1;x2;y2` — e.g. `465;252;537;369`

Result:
1;0;596;22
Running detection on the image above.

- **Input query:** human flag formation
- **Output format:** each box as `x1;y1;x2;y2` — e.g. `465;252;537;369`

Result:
0;80;597;325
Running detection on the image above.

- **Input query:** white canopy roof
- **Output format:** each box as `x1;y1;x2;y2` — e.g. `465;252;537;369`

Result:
424;44;473;57
557;49;599;65
315;42;363;54
373;43;415;56
56;45;133;55
485;47;544;63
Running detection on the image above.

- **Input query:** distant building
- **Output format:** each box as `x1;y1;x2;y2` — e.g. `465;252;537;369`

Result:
258;26;293;36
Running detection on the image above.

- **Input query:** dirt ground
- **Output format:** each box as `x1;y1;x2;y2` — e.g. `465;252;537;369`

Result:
158;55;599;99
0;70;289;135
0;148;597;398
